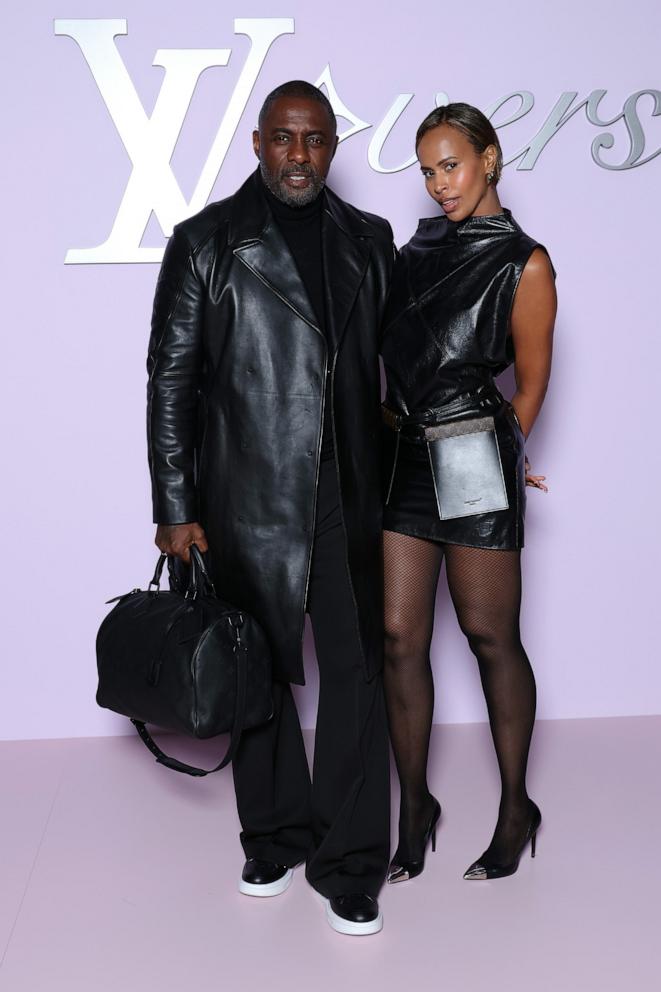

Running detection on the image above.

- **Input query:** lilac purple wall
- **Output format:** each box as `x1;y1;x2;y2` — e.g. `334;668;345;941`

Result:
1;1;659;739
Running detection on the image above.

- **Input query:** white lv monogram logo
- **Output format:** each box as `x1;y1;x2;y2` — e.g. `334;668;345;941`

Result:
54;18;294;263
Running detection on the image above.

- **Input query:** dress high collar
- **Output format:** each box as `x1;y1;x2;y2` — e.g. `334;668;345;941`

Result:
409;208;520;251
455;208;518;235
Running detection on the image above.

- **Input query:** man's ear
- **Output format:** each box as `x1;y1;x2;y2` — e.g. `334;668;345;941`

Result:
252;129;260;159
331;135;339;160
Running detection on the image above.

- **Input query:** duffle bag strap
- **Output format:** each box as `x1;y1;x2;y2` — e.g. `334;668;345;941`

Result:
131;615;248;777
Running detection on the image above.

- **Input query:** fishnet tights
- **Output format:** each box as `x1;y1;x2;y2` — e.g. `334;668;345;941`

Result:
383;530;537;864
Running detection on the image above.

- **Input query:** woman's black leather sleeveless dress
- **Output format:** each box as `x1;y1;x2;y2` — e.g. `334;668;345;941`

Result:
381;209;552;550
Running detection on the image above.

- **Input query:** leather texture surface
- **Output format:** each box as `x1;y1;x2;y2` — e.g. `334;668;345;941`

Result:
381;209;549;416
382;403;526;548
96;556;273;740
146;170;395;683
381;210;552;550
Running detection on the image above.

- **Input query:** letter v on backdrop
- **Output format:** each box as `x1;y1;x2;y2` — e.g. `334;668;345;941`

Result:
54;18;295;263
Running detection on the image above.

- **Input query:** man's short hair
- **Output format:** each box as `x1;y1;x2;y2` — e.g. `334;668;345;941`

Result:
258;80;337;132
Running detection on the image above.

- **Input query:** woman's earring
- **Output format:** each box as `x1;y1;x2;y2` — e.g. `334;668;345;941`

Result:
486;171;495;184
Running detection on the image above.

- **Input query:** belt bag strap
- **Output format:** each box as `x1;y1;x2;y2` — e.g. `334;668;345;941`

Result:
131;635;249;777
423;415;496;442
382;389;503;435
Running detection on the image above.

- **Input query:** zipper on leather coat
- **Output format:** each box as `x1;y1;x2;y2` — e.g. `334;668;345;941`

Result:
300;346;328;631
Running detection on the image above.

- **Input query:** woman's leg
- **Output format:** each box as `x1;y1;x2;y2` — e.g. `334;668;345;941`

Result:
444;544;537;864
383;530;444;859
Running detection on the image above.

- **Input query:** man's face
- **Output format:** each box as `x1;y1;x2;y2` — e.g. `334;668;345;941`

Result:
253;96;338;207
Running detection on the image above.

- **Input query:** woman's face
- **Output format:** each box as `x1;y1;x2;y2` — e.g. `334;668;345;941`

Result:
417;124;498;221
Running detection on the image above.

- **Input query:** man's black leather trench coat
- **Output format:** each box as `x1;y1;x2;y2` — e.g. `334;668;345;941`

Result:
147;170;394;684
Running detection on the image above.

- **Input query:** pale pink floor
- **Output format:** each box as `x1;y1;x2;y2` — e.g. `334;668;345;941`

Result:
1;716;659;992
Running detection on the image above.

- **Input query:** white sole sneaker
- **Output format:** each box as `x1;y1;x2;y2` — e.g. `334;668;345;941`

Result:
239;867;294;898
325;898;383;936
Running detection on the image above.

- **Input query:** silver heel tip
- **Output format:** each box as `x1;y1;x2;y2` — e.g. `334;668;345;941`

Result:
387;867;410;884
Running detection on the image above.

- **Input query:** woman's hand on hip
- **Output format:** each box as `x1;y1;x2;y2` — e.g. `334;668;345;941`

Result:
524;456;548;492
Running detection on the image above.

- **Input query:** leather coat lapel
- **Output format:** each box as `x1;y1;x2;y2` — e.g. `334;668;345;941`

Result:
228;171;373;345
229;171;321;334
322;189;372;355
234;227;321;334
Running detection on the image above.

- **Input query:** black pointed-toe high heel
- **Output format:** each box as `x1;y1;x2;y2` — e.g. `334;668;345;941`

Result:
387;797;442;883
463;800;542;880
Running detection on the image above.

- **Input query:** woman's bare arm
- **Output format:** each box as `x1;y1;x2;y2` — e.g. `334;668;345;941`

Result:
509;248;557;440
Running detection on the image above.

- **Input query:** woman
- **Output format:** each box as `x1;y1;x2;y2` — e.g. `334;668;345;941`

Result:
381;103;556;883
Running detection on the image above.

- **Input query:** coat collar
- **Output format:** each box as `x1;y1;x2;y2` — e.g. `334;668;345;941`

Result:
229;170;373;349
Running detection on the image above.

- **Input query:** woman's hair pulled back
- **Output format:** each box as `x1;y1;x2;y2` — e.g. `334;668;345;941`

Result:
415;102;503;184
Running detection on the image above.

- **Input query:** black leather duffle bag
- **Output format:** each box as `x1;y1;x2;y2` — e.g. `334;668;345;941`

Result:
96;545;273;776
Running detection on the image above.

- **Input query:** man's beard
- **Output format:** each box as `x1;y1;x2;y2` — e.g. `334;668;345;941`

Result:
260;161;326;207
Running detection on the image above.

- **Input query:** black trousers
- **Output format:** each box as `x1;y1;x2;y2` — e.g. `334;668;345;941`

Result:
232;459;391;898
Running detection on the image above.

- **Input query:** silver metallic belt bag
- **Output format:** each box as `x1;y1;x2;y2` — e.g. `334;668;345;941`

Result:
425;416;508;520
383;406;509;521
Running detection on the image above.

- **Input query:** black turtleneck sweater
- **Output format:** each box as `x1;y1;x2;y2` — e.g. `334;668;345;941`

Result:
258;173;334;461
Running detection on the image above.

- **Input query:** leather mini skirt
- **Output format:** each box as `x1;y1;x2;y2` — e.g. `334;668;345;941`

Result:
381;387;526;550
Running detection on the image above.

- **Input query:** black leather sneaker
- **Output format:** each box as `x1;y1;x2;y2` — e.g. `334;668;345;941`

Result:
325;894;383;935
239;859;294;897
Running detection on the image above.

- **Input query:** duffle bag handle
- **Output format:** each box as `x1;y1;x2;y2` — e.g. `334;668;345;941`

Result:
148;553;168;594
187;543;217;598
165;543;216;599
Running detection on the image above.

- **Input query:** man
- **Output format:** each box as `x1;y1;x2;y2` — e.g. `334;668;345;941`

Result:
146;80;394;935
